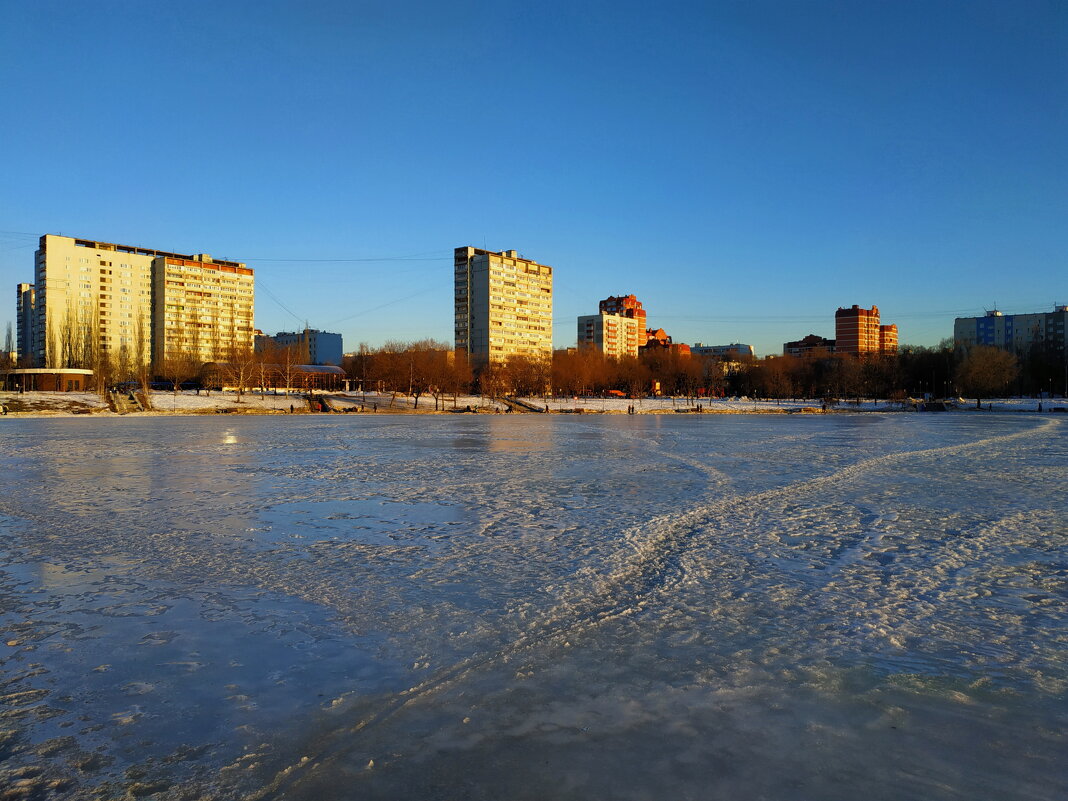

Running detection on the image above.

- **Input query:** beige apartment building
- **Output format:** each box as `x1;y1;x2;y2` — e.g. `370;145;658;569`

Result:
26;234;252;370
577;312;642;358
454;246;553;368
153;254;254;367
31;234;155;367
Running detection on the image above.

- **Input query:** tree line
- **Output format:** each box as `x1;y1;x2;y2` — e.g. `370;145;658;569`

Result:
341;339;1059;407
8;314;1060;407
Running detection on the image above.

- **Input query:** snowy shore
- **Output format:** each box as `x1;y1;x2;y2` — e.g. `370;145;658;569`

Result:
0;390;1059;418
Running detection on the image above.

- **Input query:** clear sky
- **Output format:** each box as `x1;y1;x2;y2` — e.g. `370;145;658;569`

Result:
1;0;1065;356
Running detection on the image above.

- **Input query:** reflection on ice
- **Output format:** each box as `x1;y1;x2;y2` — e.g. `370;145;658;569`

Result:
0;415;1065;800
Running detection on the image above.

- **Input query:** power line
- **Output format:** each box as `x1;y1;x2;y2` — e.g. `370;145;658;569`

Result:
256;278;306;326
242;255;450;264
328;287;440;326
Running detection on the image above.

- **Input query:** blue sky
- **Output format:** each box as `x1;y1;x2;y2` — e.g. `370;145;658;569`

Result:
1;0;1064;356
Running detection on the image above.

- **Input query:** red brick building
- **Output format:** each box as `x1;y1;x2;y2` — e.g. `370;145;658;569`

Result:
783;334;835;356
641;328;691;356
599;294;647;331
834;305;898;355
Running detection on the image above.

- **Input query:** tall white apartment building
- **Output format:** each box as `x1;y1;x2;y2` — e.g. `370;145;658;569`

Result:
577;312;641;358
454;246;553;367
31;235;155;367
25;234;252;369
153;254;254;367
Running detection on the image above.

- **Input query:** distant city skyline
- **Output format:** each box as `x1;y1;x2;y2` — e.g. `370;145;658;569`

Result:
1;1;1065;357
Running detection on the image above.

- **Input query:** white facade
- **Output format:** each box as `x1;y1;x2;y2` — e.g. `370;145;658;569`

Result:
454;246;553;367
577;312;641;358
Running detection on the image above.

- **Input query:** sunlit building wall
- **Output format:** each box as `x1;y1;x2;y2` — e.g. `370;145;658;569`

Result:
31;234;155;367
577;312;641;358
454;246;553;368
26;234;253;370
835;305;897;355
152;254;254;367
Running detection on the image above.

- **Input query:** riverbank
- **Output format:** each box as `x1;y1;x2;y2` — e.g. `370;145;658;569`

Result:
0;390;1058;418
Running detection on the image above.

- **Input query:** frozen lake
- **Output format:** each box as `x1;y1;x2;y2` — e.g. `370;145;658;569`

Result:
1;414;1065;799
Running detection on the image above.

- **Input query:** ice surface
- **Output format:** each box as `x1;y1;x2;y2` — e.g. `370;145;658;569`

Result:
0;414;1065;799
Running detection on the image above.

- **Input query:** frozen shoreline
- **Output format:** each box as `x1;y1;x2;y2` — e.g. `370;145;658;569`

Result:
0;390;1058;419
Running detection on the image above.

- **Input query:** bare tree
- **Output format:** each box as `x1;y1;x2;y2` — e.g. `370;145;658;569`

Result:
1;324;13;370
955;345;1018;408
478;361;508;403
131;311;152;402
221;301;257;401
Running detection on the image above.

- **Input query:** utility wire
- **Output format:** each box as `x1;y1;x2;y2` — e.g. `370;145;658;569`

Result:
328;287;440;326
243;256;449;263
256;278;306;326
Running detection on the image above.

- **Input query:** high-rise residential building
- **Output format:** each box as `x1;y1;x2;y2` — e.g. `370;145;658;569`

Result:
30;234;155;367
879;324;899;353
454;246;553;368
954;307;1068;356
152;253;254;367
599;294;647;332
834;305;897;355
16;283;35;364
255;328;343;365
577;312;641;358
576;294;646;358
22;234;252;370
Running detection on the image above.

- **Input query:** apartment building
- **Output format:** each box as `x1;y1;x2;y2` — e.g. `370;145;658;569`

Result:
834;305;897;355
954;307;1068;356
599;294;647;332
255;327;343;365
30;234;155;367
153;253;254;367
575;294;646;358
22;234;253;370
15;283;35;364
454;246;553;368
641;328;691;356
691;343;755;359
783;334;835;356
577;312;641;358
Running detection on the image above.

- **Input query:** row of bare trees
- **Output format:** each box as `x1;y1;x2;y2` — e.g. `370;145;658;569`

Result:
336;340;1036;408
733;344;1028;406
343;340;473;409
339;344;723;402
27;300;269;399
